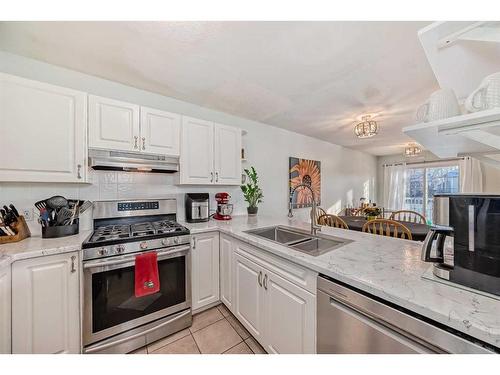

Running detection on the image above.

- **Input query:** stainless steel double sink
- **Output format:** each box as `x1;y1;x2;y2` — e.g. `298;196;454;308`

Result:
244;225;352;256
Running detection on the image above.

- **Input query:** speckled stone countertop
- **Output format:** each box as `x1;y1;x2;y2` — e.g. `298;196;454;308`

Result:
1;215;499;349
0;230;91;266
181;215;500;349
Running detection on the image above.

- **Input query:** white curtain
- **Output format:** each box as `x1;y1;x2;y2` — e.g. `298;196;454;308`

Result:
383;163;407;210
459;157;483;193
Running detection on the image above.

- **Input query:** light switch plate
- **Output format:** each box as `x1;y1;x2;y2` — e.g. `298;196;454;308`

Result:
22;208;33;221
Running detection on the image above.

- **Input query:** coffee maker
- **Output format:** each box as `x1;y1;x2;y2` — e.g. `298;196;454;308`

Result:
421;194;500;296
214;192;233;221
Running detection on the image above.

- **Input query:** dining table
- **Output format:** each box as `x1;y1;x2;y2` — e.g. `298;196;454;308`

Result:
337;216;430;241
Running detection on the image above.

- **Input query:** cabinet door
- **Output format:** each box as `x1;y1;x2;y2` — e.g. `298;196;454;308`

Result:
191;232;220;311
0;73;87;183
0;263;11;354
233;252;265;342
89;95;140;152
180;116;214;184
219;234;233;311
140;106;181;156
263;270;316;354
12;252;80;354
214;123;242;185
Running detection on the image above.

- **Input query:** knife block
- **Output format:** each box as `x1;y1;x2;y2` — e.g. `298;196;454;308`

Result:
0;216;31;244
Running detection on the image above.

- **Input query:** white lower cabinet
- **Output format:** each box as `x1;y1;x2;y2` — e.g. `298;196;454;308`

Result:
191;232;220;311
231;239;317;354
0;263;11;354
12;252;80;354
219;234;234;310
263;270;316;354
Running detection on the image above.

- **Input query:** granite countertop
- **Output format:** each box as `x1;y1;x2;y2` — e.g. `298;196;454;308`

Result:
1;215;499;349
0;230;92;266
182;215;500;349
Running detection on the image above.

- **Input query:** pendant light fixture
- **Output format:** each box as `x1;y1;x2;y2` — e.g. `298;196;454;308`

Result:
354;115;378;138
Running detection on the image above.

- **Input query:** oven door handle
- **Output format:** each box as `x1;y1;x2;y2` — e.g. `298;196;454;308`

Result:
84;309;191;354
83;245;190;269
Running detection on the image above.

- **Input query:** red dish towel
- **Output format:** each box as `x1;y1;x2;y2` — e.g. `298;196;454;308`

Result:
135;252;160;298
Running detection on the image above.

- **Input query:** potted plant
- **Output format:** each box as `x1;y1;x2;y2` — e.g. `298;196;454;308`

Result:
241;166;263;215
364;206;381;221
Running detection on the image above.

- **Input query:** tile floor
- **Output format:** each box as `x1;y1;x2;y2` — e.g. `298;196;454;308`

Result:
130;304;266;354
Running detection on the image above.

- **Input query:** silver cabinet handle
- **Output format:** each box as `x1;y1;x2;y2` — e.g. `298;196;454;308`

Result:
263;274;268;290
77;164;82;179
134;136;138;149
210;172;214;183
258;271;263;287
216;172;219;182
192;237;196;249
142;137;146;150
71;255;77;273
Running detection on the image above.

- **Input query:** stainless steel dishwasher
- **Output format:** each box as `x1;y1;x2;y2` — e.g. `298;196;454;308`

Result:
317;275;497;354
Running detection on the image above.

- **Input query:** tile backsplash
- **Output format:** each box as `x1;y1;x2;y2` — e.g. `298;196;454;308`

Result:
0;169;244;236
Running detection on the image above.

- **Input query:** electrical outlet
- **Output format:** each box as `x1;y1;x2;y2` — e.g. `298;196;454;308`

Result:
23;208;34;221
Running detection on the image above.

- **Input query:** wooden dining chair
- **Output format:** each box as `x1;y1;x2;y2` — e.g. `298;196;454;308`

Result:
317;214;349;229
310;207;327;225
362;219;413;240
389;210;426;224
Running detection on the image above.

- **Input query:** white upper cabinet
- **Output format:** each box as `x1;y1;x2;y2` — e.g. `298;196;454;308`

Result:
214;123;242;185
89;96;181;157
89;95;140;152
140;107;181;156
0;73;87;183
12;252;80;354
180;116;215;184
180;117;242;185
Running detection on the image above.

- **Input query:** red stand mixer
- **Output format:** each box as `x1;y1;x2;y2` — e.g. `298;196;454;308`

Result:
214;192;233;220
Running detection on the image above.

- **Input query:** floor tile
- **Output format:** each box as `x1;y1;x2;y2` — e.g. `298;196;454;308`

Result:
129;347;147;354
190;307;224;333
226;314;250;340
245;337;266;354
223;341;253;354
217;304;231;317
147;328;191;353
150;334;200;354
192;319;242;354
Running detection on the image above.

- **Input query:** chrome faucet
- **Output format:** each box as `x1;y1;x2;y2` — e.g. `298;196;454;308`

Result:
288;183;321;235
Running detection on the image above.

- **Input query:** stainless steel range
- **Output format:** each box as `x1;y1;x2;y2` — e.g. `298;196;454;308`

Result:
82;199;192;354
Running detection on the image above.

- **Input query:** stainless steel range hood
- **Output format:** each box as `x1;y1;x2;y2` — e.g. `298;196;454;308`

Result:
89;149;179;173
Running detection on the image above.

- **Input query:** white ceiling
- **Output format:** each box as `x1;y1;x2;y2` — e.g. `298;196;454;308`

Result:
0;21;439;155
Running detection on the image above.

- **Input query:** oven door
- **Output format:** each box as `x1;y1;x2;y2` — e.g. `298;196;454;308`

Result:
83;245;191;346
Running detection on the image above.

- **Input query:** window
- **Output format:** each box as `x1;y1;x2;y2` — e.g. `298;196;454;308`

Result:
404;163;459;223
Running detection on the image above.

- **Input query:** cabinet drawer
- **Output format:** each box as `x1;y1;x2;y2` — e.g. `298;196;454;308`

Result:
234;239;317;294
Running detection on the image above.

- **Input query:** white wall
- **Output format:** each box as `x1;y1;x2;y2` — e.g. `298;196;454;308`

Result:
376;151;500;204
0;51;377;235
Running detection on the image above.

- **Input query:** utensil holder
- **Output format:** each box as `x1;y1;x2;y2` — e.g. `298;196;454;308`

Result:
0;216;31;244
42;219;79;239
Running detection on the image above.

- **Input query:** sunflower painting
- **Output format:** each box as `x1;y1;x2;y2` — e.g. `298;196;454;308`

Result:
289;157;321;208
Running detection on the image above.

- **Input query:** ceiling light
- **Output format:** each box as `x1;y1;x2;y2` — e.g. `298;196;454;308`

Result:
354;115;378;138
404;144;422;157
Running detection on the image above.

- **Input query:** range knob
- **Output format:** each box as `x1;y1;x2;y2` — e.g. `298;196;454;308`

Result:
173;237;179;244
161;238;169;246
115;245;125;254
98;247;108;256
140;242;148;250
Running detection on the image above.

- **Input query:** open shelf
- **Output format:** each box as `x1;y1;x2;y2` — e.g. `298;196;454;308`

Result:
403;108;500;158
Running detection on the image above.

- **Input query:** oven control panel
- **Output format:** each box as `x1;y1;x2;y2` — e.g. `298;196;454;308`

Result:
117;201;159;211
